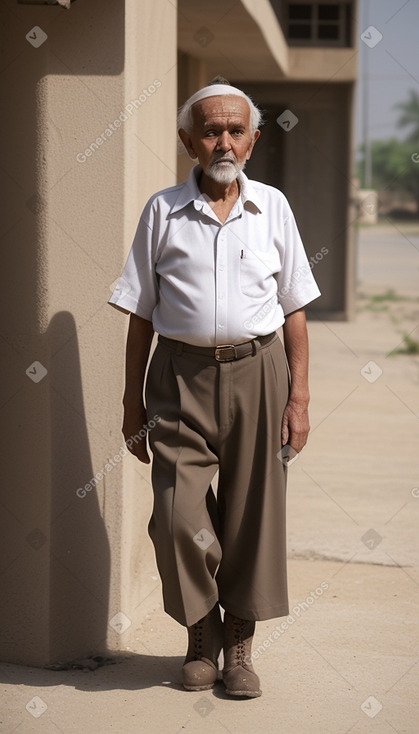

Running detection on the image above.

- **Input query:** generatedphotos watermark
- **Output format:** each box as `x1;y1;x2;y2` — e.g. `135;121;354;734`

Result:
76;414;160;498
245;581;329;664
244;247;328;330
244;294;277;330
280;246;328;299
76;79;162;163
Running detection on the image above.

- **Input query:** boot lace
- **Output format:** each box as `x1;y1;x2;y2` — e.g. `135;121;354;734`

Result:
233;617;247;666
191;619;204;661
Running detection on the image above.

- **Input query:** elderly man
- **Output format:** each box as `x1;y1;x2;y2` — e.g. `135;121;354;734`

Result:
109;79;320;698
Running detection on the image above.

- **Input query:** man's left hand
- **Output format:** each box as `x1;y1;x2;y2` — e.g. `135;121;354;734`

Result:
281;398;310;454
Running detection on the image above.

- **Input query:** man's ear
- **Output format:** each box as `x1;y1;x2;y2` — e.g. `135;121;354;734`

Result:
246;129;261;160
178;129;197;160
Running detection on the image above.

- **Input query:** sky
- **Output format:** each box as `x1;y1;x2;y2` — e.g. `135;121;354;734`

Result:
355;0;419;149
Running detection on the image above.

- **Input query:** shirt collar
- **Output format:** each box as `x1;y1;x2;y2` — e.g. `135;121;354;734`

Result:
169;164;263;215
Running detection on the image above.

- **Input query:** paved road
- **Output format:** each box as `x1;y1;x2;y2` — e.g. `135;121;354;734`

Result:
288;221;419;568
356;222;419;298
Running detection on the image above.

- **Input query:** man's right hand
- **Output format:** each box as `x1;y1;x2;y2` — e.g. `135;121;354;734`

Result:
122;405;151;464
121;315;154;465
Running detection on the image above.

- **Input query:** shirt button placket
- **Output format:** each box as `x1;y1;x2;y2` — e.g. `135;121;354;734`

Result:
216;225;227;344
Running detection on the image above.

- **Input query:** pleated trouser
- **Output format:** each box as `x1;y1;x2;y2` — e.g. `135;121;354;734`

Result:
145;332;290;627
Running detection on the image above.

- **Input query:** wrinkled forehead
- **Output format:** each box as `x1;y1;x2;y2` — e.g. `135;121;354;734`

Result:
191;95;251;128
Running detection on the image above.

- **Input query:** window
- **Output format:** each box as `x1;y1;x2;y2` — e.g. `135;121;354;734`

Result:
285;1;352;46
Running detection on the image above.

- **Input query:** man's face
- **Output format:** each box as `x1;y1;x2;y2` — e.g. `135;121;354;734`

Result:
179;95;260;185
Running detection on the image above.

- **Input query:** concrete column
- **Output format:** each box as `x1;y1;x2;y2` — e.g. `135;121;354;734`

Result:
0;0;177;666
177;52;208;183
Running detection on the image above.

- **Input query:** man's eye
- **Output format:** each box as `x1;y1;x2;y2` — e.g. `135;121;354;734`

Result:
206;131;217;137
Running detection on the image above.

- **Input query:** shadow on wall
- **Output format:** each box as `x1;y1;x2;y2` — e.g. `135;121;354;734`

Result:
0;0;125;666
43;0;125;662
48;311;111;665
0;312;111;667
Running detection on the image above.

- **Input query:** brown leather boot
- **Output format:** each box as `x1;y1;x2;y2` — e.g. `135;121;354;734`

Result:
222;611;262;697
182;604;223;691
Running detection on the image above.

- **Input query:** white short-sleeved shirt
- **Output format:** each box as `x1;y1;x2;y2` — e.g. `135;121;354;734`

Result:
109;165;321;346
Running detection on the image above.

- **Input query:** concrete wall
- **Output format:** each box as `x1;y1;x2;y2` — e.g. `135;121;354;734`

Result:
177;51;207;183
178;0;288;80
0;0;177;666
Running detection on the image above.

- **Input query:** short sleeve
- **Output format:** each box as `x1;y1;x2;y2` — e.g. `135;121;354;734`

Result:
108;213;158;319
276;204;321;315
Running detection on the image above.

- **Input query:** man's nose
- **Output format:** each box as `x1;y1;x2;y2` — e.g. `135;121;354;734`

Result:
216;131;231;151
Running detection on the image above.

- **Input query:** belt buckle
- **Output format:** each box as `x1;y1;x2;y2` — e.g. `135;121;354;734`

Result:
215;344;236;362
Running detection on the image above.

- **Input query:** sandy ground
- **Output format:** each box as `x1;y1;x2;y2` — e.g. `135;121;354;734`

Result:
1;222;418;734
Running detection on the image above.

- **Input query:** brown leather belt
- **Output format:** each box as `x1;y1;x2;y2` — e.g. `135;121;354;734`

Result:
158;332;278;362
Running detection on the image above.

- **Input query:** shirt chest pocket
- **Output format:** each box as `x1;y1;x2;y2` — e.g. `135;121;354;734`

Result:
239;247;281;298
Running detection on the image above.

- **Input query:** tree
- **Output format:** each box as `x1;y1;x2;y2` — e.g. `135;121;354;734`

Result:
357;139;419;212
394;89;419;145
357;90;419;212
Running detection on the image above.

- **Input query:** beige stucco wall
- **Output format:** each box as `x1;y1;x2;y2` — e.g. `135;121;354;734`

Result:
0;0;177;666
288;48;357;81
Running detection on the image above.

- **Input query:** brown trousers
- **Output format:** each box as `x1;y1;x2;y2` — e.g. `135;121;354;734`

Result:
145;332;290;627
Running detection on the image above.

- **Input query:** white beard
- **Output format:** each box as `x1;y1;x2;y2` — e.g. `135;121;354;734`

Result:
206;158;245;184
